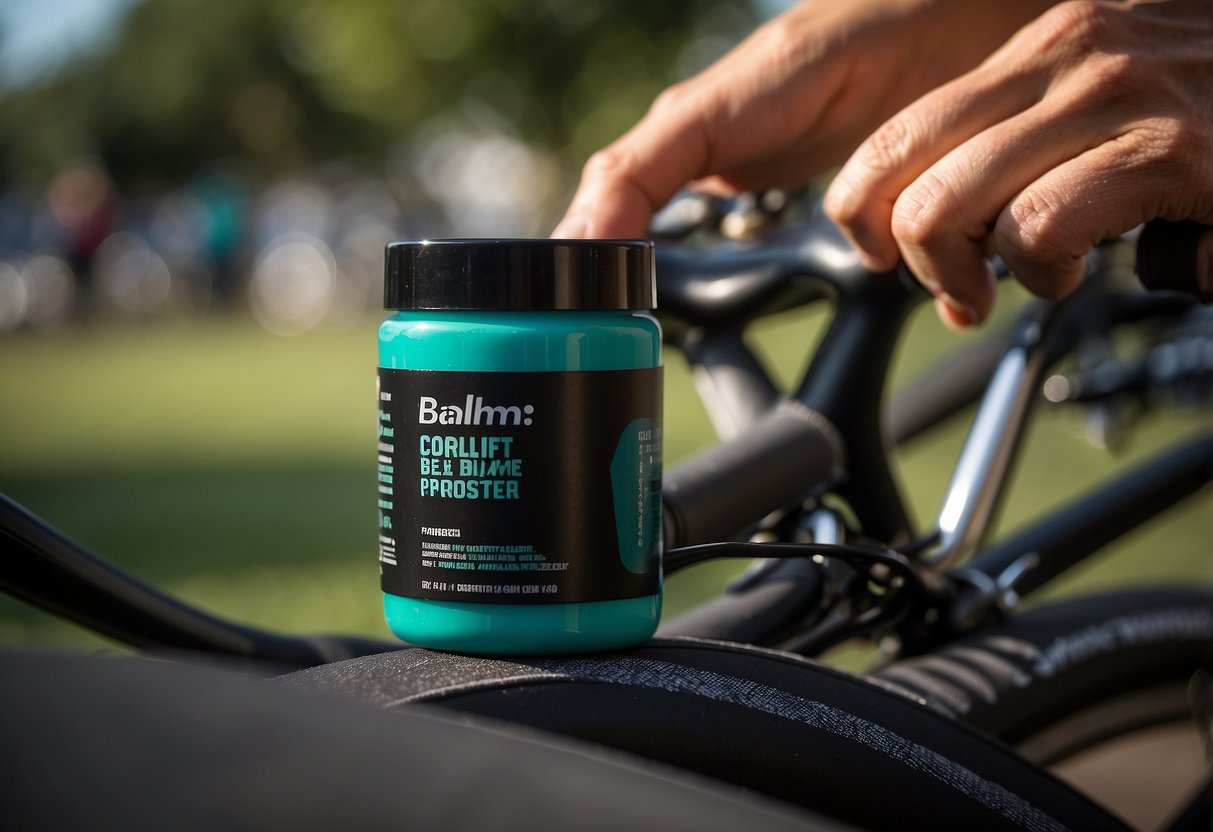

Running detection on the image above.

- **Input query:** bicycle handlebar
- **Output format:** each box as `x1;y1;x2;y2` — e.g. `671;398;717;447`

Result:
653;216;873;327
1136;219;1212;303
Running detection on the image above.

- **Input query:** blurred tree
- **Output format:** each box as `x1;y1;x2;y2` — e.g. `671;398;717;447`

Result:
0;0;759;191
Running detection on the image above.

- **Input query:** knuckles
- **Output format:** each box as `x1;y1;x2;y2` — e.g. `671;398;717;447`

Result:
1024;1;1121;66
823;119;929;250
1146;117;1213;192
821;171;863;229
648;81;697;121
580;146;638;189
581;149;620;179
851;116;918;179
996;191;1086;299
890;173;961;251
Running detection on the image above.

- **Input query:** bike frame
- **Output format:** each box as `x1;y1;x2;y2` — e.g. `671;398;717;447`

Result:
655;213;1212;653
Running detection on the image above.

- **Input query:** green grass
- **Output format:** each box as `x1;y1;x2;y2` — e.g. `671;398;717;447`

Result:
1;296;1208;653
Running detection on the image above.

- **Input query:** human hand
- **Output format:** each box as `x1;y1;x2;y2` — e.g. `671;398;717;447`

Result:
553;0;1054;239
824;0;1213;328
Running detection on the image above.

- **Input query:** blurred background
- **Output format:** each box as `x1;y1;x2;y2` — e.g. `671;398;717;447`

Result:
0;0;1207;653
0;0;773;334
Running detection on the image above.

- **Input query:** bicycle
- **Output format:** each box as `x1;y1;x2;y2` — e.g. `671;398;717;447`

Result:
1;197;1210;831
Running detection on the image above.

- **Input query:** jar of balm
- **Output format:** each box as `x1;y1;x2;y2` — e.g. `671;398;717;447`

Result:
376;239;662;654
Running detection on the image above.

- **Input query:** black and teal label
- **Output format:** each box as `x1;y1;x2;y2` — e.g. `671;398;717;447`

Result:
377;367;662;604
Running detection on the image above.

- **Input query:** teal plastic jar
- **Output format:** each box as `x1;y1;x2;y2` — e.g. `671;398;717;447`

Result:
377;239;663;654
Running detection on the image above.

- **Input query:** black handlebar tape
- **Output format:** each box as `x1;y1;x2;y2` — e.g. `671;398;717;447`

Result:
661;400;845;549
1135;219;1212;302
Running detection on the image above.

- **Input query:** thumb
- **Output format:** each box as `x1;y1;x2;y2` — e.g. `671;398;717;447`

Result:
553;87;713;239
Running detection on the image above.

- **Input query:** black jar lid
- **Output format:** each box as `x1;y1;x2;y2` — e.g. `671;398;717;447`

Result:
384;239;655;311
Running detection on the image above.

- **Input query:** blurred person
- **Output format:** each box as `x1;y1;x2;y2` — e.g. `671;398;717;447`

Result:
41;162;118;286
554;0;1213;328
187;167;252;305
0;184;37;255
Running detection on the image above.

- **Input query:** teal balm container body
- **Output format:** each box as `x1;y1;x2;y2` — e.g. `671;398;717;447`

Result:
377;239;663;654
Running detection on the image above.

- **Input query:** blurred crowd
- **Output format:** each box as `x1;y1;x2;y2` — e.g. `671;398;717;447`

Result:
0;132;559;336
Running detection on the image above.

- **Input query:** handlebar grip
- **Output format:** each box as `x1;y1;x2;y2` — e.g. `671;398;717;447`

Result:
661;400;845;549
1135;219;1212;302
